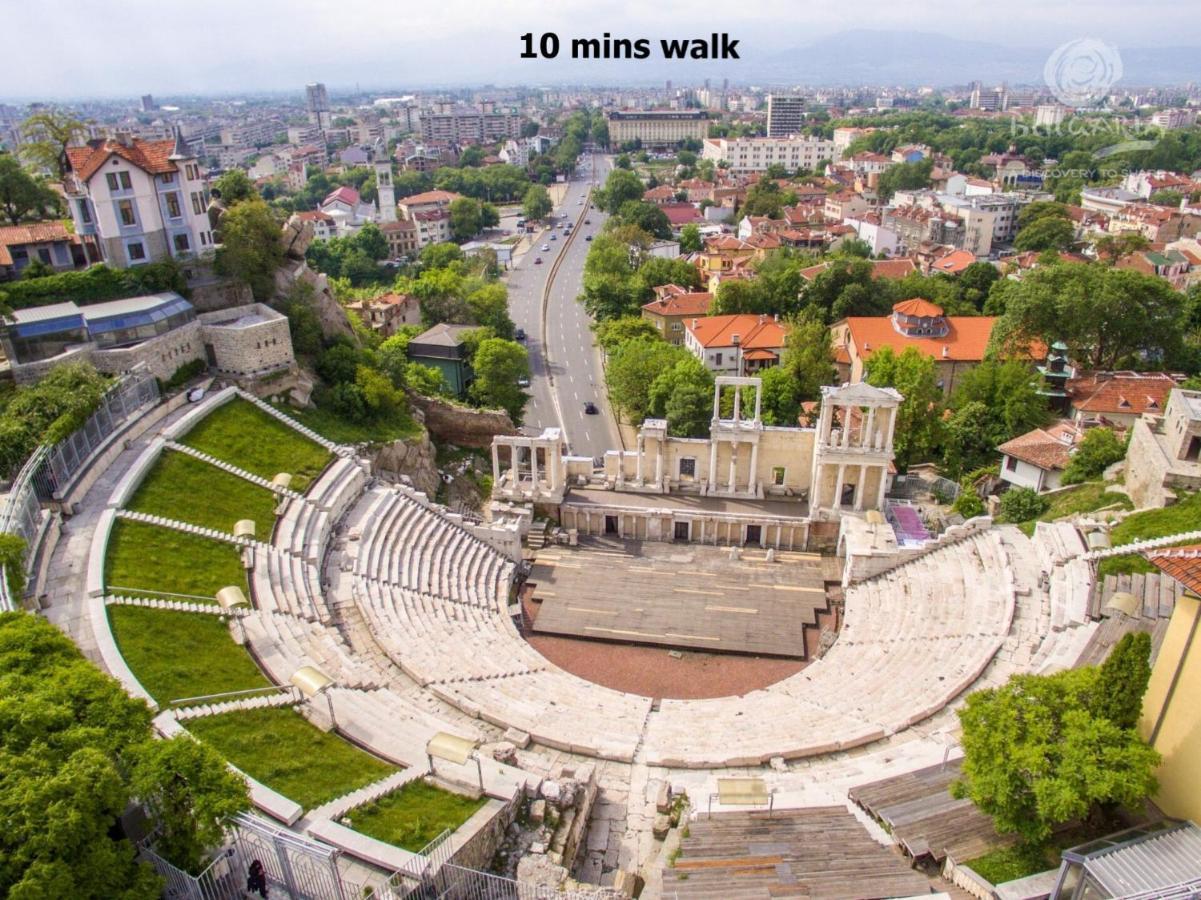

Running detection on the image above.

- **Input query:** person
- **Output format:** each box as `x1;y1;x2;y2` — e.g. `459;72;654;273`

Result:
246;859;268;898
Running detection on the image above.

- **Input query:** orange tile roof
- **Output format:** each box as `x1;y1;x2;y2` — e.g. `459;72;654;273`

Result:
642;291;713;317
841;315;1001;363
799;258;917;283
1145;544;1201;596
892;298;944;317
397;189;461;206
0;222;75;267
997;421;1079;470
1068;372;1178;416
930;249;977;274
66;137;179;182
685;314;788;350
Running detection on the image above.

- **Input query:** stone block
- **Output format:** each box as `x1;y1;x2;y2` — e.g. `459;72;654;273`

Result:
503;726;531;748
652;814;671;841
655;782;671;814
770;756;788;772
529;799;546;826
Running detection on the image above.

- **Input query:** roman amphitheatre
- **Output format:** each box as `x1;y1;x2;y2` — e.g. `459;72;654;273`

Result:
37;379;1194;898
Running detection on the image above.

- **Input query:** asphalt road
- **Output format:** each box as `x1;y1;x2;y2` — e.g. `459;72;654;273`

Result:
504;154;620;462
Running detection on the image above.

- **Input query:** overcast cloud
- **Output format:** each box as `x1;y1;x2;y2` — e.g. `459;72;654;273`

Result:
6;0;1198;100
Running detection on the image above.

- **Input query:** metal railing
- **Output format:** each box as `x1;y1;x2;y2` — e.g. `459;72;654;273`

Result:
0;368;161;611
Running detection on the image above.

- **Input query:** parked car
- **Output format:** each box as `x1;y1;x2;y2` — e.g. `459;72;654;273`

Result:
585;235;593;241
515;328;527;341
584;219;591;224
534;257;542;264
583;401;598;415
517;376;530;388
541;244;550;251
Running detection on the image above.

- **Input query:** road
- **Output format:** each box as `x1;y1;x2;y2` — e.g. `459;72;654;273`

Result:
504;154;620;463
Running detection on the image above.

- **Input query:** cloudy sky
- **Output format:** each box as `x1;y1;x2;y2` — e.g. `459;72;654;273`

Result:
6;0;1198;100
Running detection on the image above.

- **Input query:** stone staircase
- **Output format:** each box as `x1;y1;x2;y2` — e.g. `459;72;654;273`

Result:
105;594;249;615
165;441;302;499
174;689;300;721
306;768;424;823
526;519;552;550
233;388;352;457
115;508;267;550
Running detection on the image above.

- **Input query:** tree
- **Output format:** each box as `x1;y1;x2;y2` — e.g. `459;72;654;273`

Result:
1062;427;1126;484
647;356;714;437
522;184;552;221
0;154;61;225
211;169;258;205
448;197;485;242
594;316;662;354
1014;215;1076;252
779;310;836;403
953;666;1160;844
19;111;87;177
864;346;942;469
958;262;1000;310
999;486;1049;522
679;223;702;253
607;338;689;423
470;337;529;422
615;200;671;239
597;168;644;212
741;179;785;218
942;401;997;479
465;280;515;338
943;360;1049;476
876;158;934;201
1093;633;1152;731
213;200;283;301
1094;232;1150;266
759;365;803;426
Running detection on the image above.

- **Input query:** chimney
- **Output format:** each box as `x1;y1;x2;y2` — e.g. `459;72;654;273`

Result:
114;128;133;147
692;318;698;329
942;345;949;358
732;334;741;345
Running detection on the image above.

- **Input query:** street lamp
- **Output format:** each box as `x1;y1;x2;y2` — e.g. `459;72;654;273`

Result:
290;665;337;727
426;732;484;793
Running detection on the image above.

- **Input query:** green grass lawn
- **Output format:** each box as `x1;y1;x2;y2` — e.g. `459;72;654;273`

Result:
187;707;397;809
966;842;1059;884
105;519;248;600
125;450;278;541
108;606;269;703
348;779;486;851
1098;490;1201;577
1017;482;1134;537
180;398;332;491
268;400;423;446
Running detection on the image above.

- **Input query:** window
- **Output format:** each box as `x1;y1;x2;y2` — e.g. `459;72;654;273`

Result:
162;172;175;184
127;241;146;261
679;457;696;478
37;248;51;264
165;192;182;218
1005;455;1018;472
173;233;191;253
191;192;204;215
77;199;92;224
772;466;786;486
715;352;723;366
106;172;119;191
118;199;136;227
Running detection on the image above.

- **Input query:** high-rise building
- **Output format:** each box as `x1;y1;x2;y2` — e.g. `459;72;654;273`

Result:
665;79;673;94
766;94;805;137
140;94;156;112
305;82;331;130
373;141;396;224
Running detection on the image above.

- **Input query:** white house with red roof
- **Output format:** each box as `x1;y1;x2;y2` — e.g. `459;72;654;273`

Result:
64;129;212;267
319;186;379;235
683;313;790;375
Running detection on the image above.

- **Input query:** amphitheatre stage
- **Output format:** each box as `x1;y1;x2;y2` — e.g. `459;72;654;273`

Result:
526;539;832;658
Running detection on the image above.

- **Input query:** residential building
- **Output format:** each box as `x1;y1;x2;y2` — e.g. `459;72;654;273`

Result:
0;222;91;281
1124;388;1201;507
843;213;900;257
1067;371;1180;430
640;285;713;344
305;82;331;129
319;186;376;235
407;322;476;396
420;102;521;144
1034;105;1067;127
701;136;835;173
605;110;708;149
397;189;461;219
292;211;336;242
346;292;420;337
1150;108;1196;130
824;190;869;223
766;95;805;137
996;420;1081;492
684;313;789;375
63;130;213;267
831;299;1018;395
380;219;419;258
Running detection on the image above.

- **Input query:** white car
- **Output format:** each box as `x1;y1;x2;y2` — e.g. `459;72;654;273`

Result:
541;244;550;251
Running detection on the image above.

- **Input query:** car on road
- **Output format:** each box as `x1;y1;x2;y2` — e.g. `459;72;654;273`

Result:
585;235;593;241
515;328;526;341
517;376;530;388
534;257;542;264
550;233;556;240
583;401;598;415
584;219;591;224
540;244;550;251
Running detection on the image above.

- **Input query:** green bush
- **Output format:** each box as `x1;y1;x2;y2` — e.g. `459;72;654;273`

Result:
0;261;186;309
0;533;28;598
1062;428;1127;485
162;359;207;393
952;491;986;518
0;362;110;477
999;487;1050;523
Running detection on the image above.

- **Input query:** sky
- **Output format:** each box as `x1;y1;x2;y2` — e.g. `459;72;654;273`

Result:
6;0;1199;100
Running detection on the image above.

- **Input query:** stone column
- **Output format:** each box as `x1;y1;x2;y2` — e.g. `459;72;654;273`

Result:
491;443;501;489
748;439;759;496
853;464;867;511
865;406;877;449
811;466;822;509
833;463;846;510
635;434;644;483
708;440;718;491
728;442;738;493
876;465;888;509
655;441;663;487
841;405;851;448
733;386;741;424
508;442;518;488
712;385;721;421
529;439;539;490
885;406;898;452
754;384;762;421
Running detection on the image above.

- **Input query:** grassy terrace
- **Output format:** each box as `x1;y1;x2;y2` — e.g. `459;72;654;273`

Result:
187;707;397;809
108;606;269;704
105;519;248;600
181;398;332;492
126;450;278;541
268;399;423;445
350;779;486;852
1097;490;1201;577
1016;482;1134;537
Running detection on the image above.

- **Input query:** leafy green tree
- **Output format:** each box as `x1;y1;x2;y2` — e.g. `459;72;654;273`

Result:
876;158;934;201
354;364;406;419
522;184;552;221
594;316;662;354
647;356;714;437
465;280;515;338
211;169;258;205
779;310;837;404
376;325;423;386
1062;427;1126;484
943;361;1049;476
213;200;283;301
615;200;671;239
942;401;997;479
953;666;1160;844
597;168;644;212
758;365;803;426
20;111;87;177
958;262;1001;310
470;337;529;422
406;362;448;396
679;223;702;253
712;279;769;315
951;489;986;518
607;338;688;423
1094;232;1150;266
419;241;464;270
1093;633;1153;730
0;362;110;476
741;179;786;218
865;346;943;468
0;154;61;225
448;197;485;242
316;342;363;385
802;258;893;320
1014;215;1076;252
999;486;1049;522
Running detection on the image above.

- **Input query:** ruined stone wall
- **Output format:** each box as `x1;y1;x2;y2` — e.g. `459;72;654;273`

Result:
411;394;517;449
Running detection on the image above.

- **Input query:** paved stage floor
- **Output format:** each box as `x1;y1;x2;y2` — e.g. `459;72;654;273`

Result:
527;538;831;658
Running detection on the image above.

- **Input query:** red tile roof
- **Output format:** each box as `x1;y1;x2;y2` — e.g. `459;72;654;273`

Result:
0;222;75;267
685;314;788;350
997;421;1080;470
930;249;977;275
397;189;461;206
892;298;944;318
1067;372;1179;417
1145;544;1201;596
66;137;179;182
642;291;713;317
660;203;704;226
322;186;361;208
840;315;1002;363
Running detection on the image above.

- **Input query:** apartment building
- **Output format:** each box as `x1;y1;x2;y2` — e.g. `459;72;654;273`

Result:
606;110;708;149
63;130;213;268
701;136;835;173
420;102;521;144
766;95;805;137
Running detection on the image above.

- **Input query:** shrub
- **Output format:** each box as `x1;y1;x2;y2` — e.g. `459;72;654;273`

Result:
952;491;986;518
999;487;1049;523
162;359;207;393
0;533;27;597
1062;427;1127;485
0;261;186;309
0;362;110;476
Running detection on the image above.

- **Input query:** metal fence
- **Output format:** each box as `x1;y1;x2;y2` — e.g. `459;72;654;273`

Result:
887;473;961;502
0;368;160;611
425;866;622;900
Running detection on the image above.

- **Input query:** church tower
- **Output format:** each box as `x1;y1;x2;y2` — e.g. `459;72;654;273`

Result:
373;140;396;223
